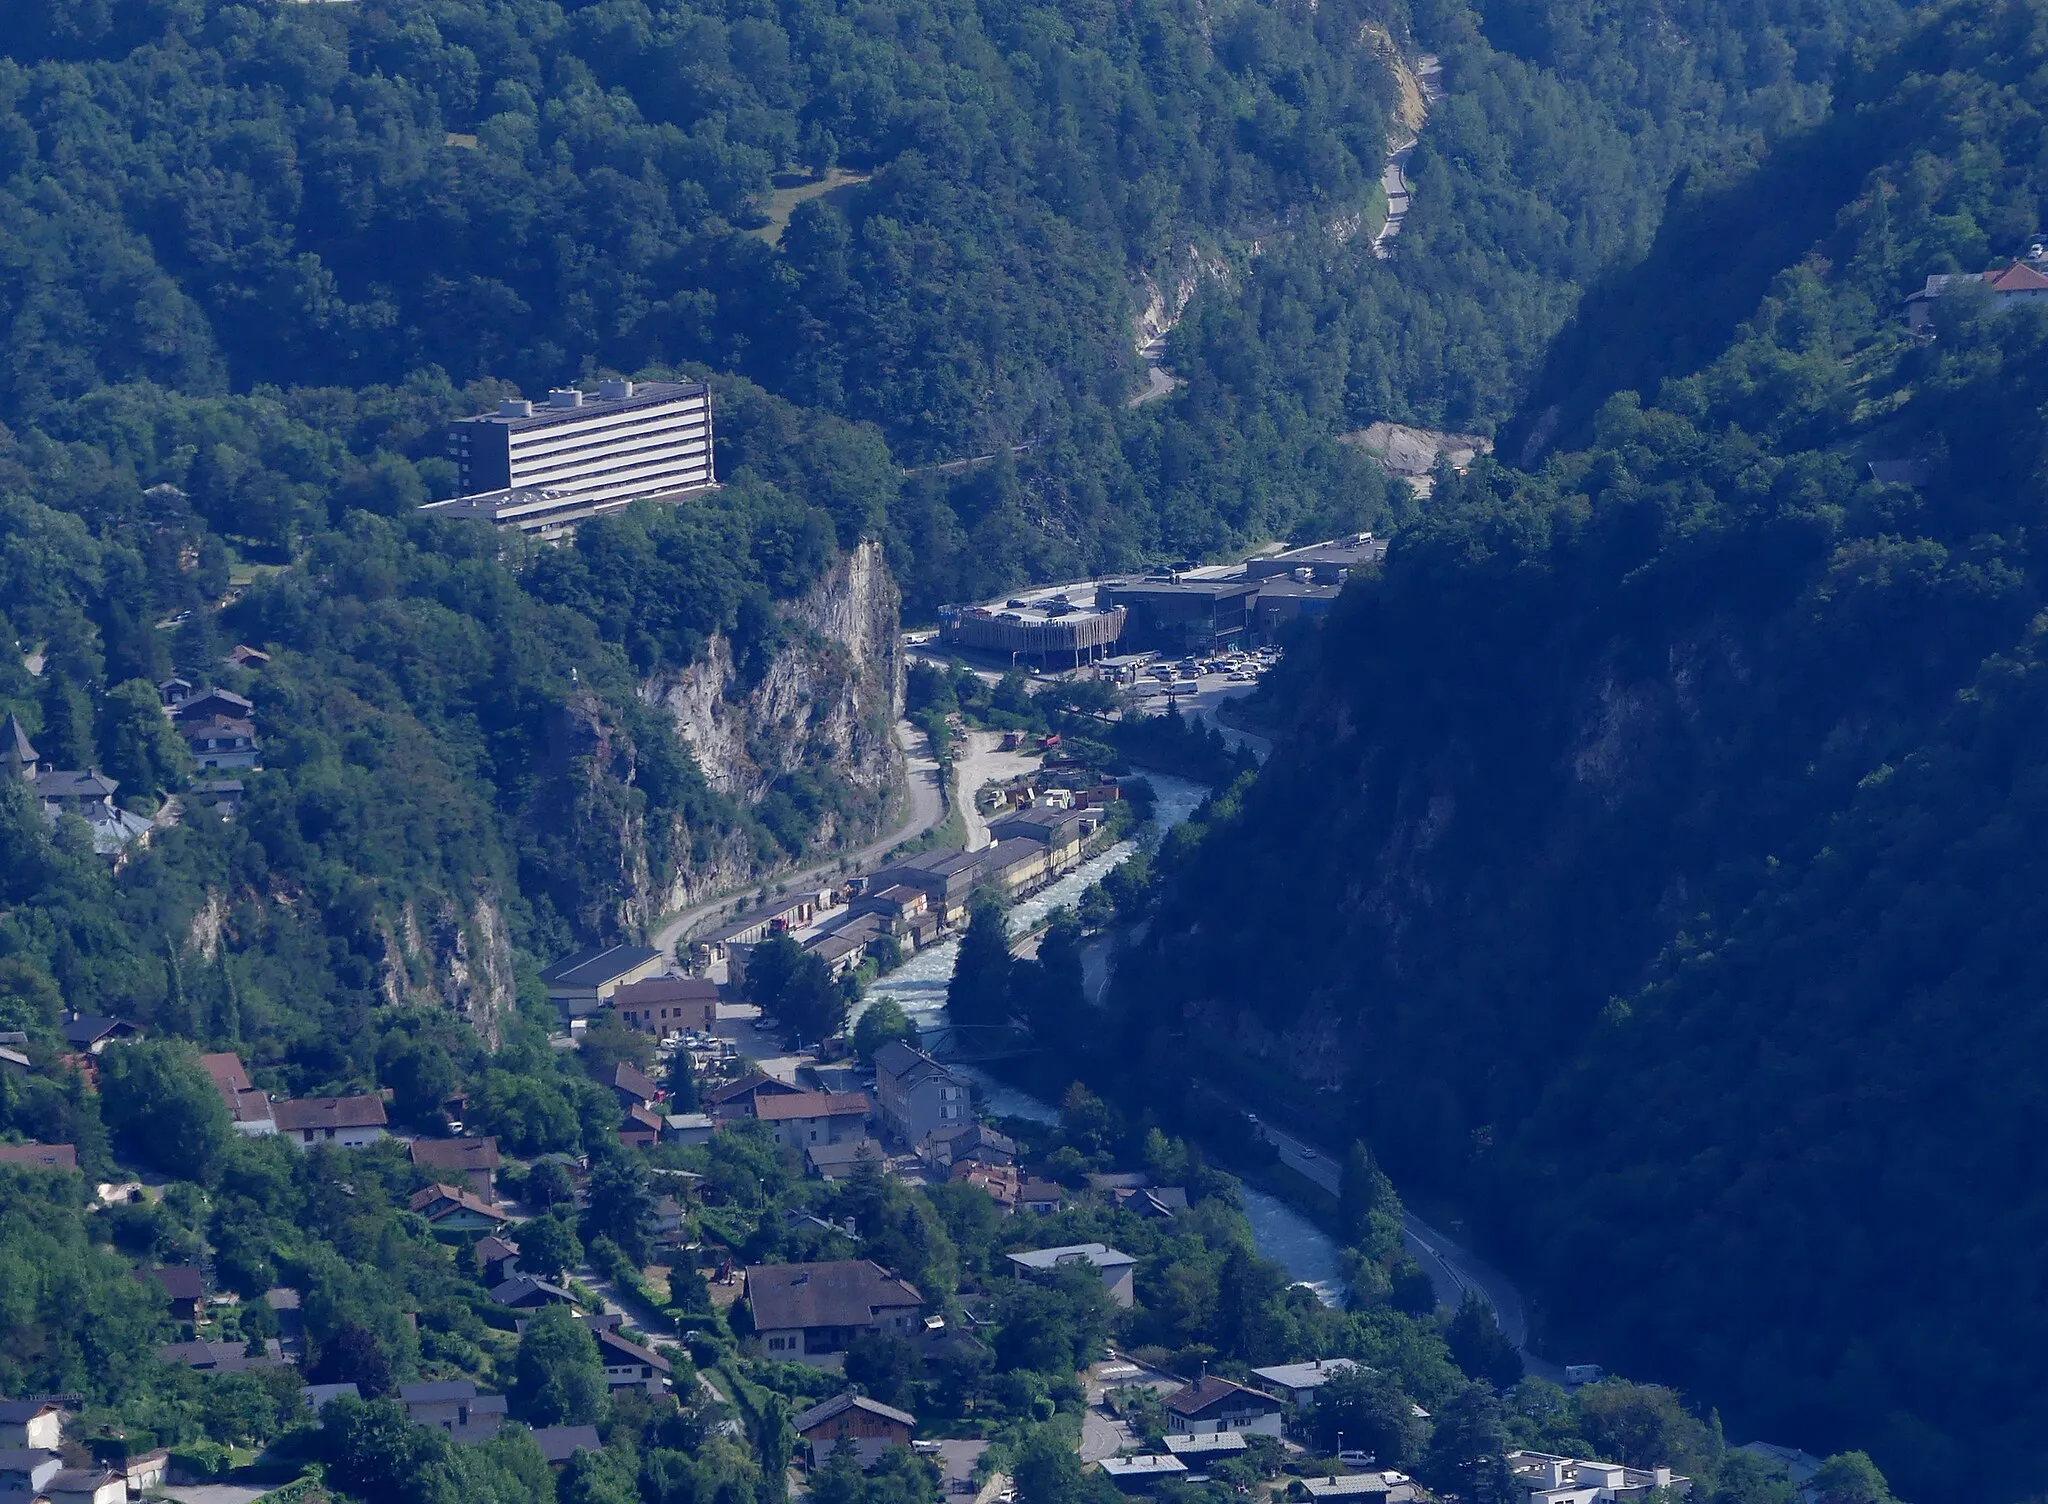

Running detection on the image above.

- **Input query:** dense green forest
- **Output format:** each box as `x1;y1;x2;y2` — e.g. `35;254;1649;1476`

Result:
1099;0;2048;1496
0;0;1915;612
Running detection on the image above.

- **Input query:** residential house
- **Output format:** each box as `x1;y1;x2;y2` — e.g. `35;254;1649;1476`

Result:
619;1106;664;1151
179;714;260;771
476;1234;522;1285
200;1052;276;1136
400;1381;507;1445
60;1012;141;1055
41;1467;125;1504
191;778;246;820
34;771;122;819
1115;1186;1189;1219
541;944;665;1020
0;1449;61;1499
954;1161;1023;1212
1293;1475;1419;1501
650;1192;693;1242
1099;1456;1190;1494
581;1317;672;1394
662;1112;715;1147
120;1449;170;1494
1164;1376;1285;1438
921;1121;1016;1171
171;687;255;724
0;1043;26;1077
613;975;719;1038
0;1401;64;1451
1007;1244;1137;1307
1250;1358;1362;1410
752;1091;871;1152
706;1070;804;1119
0;1143;76;1171
408;1183;509;1234
155;1339;287;1374
133;1266;206;1323
744;1260;923;1357
1906;258;2048;328
301;1383;362;1416
1016;1178;1065;1215
1507;1452;1693;1504
273;1094;388;1149
873;1042;970;1148
1164;1433;1249;1469
491;1275;577;1310
794;1392;914;1470
531;1425;603;1466
157;675;194;707
610;1062;660;1114
408;1137;500;1200
33;773;152;858
266;1287;305;1354
225;644;272;669
806;1138;886;1180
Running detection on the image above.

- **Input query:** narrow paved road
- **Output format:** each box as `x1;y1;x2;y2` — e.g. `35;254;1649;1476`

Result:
1126;363;1178;408
650;719;944;957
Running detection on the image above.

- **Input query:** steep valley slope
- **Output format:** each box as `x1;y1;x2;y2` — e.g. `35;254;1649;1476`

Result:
1106;2;2048;1495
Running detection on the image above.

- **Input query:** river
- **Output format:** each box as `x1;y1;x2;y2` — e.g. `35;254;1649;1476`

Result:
860;772;1348;1305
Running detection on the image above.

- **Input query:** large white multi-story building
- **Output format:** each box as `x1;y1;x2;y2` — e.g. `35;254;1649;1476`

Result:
427;379;715;538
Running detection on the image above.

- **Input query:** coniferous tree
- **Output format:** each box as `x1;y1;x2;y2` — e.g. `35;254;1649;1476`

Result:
947;899;1012;1028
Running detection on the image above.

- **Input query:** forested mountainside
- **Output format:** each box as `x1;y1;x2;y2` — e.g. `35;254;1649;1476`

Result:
0;374;899;1057
0;0;1913;612
1104;1;2048;1496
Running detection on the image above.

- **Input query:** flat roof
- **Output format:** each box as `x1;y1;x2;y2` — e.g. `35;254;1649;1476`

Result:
1103;577;1261;600
1164;1433;1249;1456
1256;579;1343;599
1251;1358;1363;1390
1099;1456;1189;1478
1007;1243;1137;1272
454;380;707;434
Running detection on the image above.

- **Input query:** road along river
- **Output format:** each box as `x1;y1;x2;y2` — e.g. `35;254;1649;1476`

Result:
857;773;1348;1304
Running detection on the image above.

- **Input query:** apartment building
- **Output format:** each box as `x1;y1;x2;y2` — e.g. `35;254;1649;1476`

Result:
430;380;715;537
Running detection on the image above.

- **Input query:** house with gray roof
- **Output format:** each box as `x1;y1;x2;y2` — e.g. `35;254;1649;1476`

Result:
1007;1243;1137;1306
874;1041;970;1148
400;1380;507;1444
743;1259;923;1358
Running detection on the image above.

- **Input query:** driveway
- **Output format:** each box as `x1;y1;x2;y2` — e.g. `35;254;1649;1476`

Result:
950;730;1042;850
1080;1406;1136;1462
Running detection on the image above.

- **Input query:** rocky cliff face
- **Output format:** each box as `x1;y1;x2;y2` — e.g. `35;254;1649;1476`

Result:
380;894;518;1049
646;538;902;804
527;539;905;939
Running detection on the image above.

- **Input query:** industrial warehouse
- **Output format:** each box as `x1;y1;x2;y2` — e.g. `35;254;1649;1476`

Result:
937;534;1385;664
